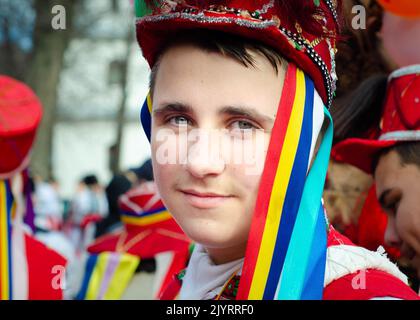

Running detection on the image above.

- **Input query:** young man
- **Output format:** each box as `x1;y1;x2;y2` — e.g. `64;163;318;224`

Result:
135;0;418;299
335;65;420;289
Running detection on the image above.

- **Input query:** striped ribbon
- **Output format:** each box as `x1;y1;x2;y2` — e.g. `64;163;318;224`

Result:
76;252;140;300
139;63;332;300
120;208;172;227
0;180;15;300
276;109;332;299
237;65;331;300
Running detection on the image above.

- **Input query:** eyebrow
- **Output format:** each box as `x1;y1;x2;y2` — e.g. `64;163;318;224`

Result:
218;106;275;124
153;102;274;124
153;103;195;116
378;189;391;208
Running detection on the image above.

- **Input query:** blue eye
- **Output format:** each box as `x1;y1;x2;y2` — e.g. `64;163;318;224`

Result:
168;116;191;126
230;120;256;130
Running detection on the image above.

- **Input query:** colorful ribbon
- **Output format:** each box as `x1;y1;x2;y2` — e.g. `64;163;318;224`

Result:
0;180;14;300
237;65;331;300
276;108;332;299
76;252;140;300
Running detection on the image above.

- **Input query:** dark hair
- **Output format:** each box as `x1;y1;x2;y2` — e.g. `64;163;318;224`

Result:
373;141;420;172
331;73;388;144
82;174;99;186
334;1;390;98
149;29;286;97
131;159;154;182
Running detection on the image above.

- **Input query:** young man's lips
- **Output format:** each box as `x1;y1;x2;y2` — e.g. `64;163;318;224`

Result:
179;189;233;209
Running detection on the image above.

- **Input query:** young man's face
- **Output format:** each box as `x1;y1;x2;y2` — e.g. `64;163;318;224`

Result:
150;44;286;264
375;150;420;279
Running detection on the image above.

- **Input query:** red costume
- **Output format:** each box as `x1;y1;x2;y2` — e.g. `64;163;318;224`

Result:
0;75;67;300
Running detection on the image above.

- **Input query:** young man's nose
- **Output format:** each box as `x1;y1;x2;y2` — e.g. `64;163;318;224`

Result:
185;130;225;178
384;217;403;248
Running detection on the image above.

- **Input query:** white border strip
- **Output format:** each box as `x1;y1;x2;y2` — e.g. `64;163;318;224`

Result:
379;130;420;141
388;65;420;82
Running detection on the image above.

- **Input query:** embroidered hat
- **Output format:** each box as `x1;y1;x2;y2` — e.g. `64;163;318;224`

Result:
333;65;420;174
135;0;340;108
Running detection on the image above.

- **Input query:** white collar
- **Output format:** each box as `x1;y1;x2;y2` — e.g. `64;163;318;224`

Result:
179;244;243;300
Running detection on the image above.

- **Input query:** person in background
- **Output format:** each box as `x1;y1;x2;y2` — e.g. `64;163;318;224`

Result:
95;158;154;238
76;181;191;300
33;175;64;232
325;74;387;238
0;75;67;300
70;174;108;252
334;65;420;293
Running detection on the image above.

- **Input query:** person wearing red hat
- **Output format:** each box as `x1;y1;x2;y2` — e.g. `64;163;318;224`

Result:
334;65;420;293
134;0;418;300
0;75;67;300
75;181;191;299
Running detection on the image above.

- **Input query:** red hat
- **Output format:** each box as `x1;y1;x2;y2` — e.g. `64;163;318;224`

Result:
0;76;42;177
88;182;190;258
135;0;341;108
333;65;420;174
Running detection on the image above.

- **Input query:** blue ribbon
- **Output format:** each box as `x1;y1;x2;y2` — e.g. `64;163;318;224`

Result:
263;74;314;299
277;107;333;300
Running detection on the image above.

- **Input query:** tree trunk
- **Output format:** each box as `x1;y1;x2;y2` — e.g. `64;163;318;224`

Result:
25;0;76;180
112;29;133;175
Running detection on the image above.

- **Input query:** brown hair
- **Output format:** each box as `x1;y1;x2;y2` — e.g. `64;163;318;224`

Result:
149;29;287;97
331;73;388;144
391;142;420;168
374;142;420;172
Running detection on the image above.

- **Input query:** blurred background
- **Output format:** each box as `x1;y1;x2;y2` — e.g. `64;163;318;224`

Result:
0;0;150;200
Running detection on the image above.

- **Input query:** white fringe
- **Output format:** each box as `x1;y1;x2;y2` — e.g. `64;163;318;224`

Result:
325;244;408;287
